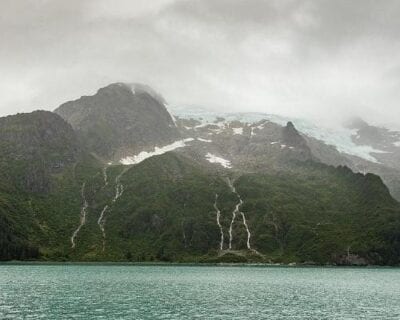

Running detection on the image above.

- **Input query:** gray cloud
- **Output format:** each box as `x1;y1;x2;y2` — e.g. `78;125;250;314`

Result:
1;0;400;128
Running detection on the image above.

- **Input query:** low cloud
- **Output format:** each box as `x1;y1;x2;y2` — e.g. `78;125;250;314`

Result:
1;0;400;128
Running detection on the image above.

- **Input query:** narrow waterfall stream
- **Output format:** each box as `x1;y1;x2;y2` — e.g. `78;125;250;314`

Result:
102;166;108;187
71;182;89;249
214;194;224;250
97;167;128;251
97;205;109;252
240;212;251;250
227;178;252;250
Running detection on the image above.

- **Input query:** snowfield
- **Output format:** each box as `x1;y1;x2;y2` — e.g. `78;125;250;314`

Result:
205;153;232;168
232;127;243;135
120;138;194;165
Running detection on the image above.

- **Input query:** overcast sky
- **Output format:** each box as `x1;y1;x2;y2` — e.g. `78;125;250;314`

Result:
1;0;400;128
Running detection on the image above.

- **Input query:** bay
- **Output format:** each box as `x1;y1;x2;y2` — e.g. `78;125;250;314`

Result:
0;264;399;319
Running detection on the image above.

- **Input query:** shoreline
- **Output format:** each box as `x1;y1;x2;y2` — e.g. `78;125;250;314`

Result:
0;261;398;268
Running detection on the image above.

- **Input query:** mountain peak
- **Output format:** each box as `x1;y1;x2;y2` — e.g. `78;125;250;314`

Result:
96;82;166;105
54;82;180;160
97;82;132;95
280;121;313;161
282;121;303;146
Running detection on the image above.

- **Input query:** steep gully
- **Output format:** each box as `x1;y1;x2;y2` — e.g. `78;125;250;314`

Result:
97;167;128;252
214;178;254;251
71;166;128;250
71;138;193;251
227;178;252;250
213;194;224;250
70;182;89;249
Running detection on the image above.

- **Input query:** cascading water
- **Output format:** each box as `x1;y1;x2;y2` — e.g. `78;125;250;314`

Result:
97;167;128;251
227;178;252;250
97;205;108;252
214;194;224;250
102;166;108;187
71;182;89;249
240;211;251;250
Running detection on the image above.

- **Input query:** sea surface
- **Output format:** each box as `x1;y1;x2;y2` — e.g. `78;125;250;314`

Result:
0;264;399;319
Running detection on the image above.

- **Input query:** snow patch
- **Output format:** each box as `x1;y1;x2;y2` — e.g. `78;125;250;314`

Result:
120;138;194;165
270;141;279;145
232;127;243;135
394;141;400;147
205;153;232;168
197;138;212;143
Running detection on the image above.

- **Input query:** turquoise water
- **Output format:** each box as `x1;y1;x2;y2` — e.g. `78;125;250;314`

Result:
0;265;399;319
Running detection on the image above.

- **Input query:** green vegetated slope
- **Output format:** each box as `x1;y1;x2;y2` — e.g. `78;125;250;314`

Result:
0;110;102;260
237;162;400;265
52;153;400;265
1;111;400;265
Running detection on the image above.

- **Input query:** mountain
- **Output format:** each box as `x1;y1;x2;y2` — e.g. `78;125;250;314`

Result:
1;83;400;265
171;106;400;201
55;83;180;161
0;110;80;193
0;110;82;260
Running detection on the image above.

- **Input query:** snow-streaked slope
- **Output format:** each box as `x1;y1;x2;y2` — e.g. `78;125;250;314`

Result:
205;153;232;168
120;138;194;165
232;127;243;135
170;105;387;163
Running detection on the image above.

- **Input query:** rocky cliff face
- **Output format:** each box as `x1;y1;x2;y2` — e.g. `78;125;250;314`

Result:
0;110;79;193
55;83;181;161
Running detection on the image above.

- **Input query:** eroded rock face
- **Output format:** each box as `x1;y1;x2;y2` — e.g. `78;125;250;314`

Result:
55;83;181;161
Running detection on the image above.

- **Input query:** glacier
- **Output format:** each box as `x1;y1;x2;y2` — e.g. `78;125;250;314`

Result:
169;105;387;163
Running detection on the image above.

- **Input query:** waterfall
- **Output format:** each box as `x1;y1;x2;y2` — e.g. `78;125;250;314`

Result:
227;178;252;250
71;182;89;249
102;166;108;187
97;205;109;252
214;194;224;250
97;167;128;251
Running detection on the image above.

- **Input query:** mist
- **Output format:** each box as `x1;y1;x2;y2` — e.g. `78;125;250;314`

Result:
1;0;400;129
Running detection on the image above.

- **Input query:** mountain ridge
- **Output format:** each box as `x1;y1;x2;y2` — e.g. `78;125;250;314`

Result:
1;82;400;265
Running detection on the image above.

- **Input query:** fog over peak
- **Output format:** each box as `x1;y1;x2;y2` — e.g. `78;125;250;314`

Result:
1;0;400;129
